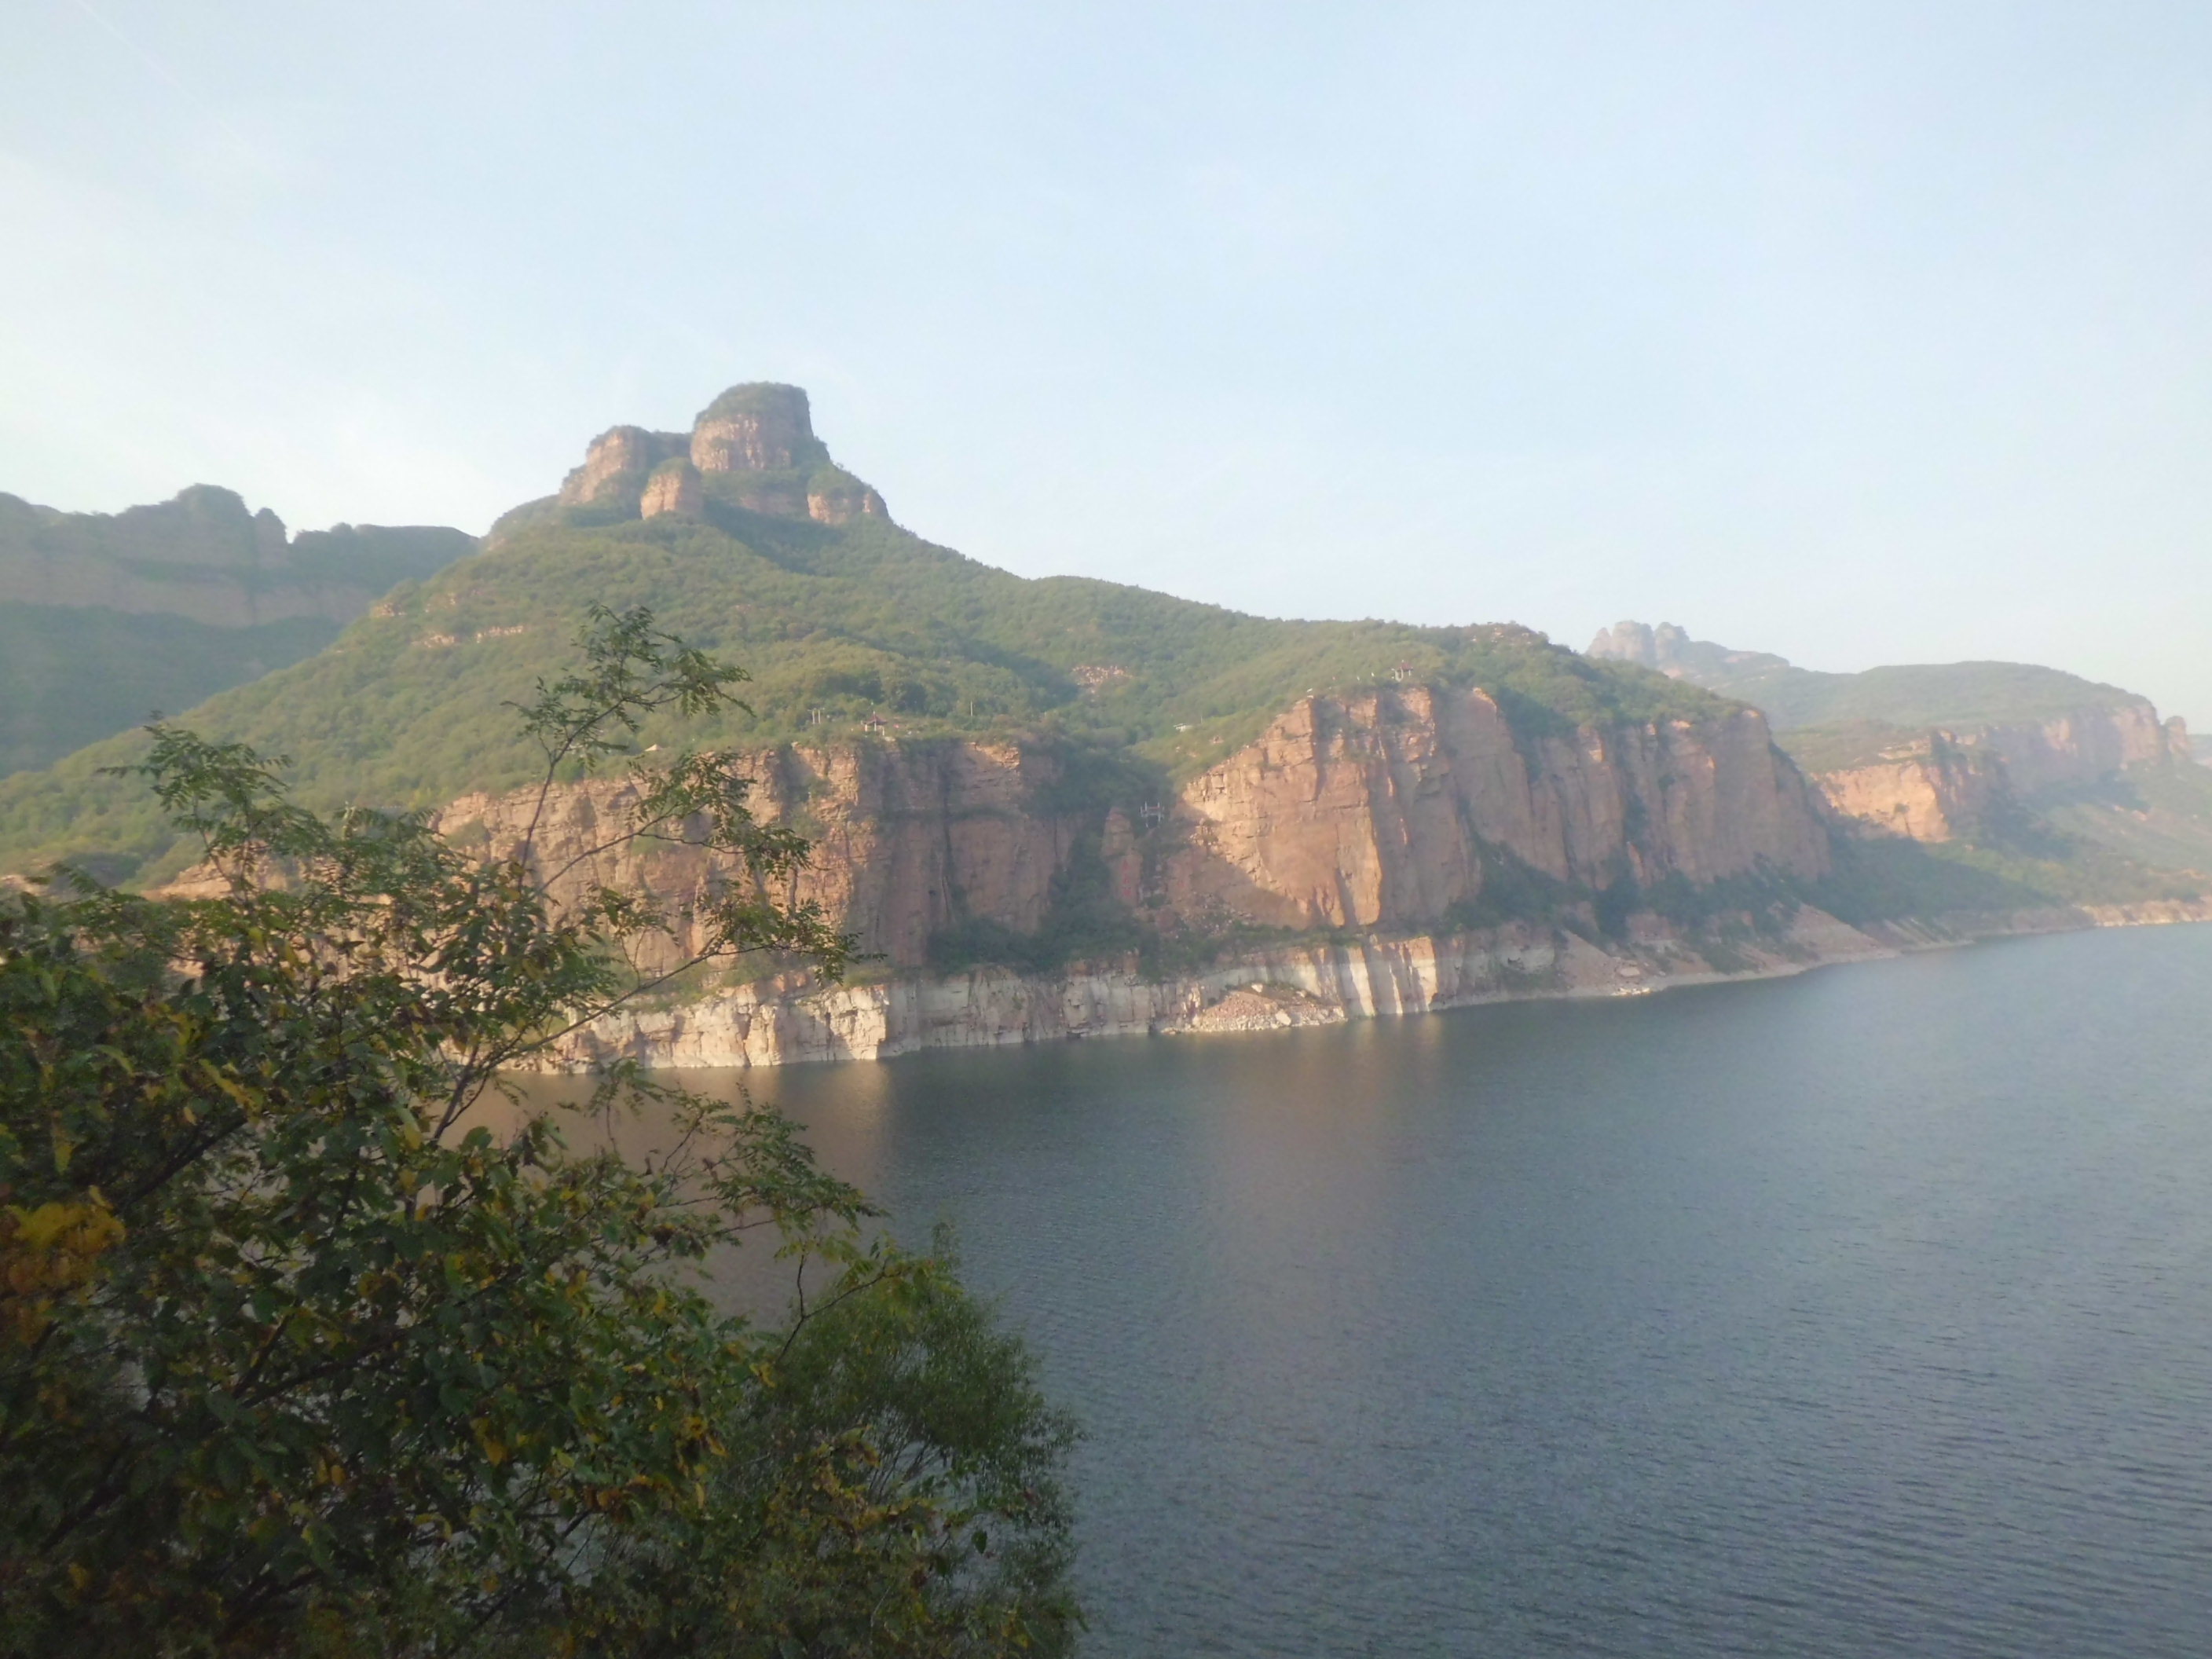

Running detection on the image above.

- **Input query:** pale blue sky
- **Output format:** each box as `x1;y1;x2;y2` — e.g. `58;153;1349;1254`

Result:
5;2;2210;721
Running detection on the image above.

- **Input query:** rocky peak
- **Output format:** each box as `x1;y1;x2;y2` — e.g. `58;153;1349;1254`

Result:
689;383;826;474
547;383;887;526
558;426;689;507
1586;620;1679;669
1586;620;1790;681
804;467;888;526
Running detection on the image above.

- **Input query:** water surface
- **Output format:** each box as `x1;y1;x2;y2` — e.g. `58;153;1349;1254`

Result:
651;928;2212;1655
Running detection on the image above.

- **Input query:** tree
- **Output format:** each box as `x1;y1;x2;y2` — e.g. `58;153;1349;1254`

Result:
0;606;1079;1657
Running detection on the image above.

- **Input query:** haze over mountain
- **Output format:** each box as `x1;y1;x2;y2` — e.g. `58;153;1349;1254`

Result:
1591;619;2212;877
0;485;474;777
9;9;2210;729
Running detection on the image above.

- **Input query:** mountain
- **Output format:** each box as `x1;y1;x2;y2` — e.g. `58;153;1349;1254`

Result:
0;388;1755;888
2;389;2203;1066
0;485;476;777
1588;620;2212;879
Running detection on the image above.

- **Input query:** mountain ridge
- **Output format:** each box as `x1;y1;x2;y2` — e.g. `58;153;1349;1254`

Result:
1589;618;2212;881
0;386;1730;888
3;390;2205;1038
0;485;476;777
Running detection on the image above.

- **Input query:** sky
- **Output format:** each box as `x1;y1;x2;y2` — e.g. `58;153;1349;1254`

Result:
5;1;2210;722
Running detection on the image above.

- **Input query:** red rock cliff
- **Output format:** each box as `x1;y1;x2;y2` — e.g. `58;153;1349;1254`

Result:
444;687;1830;971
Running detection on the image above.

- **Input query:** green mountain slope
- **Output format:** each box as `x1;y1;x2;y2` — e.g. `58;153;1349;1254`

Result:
0;487;476;777
0;389;1723;885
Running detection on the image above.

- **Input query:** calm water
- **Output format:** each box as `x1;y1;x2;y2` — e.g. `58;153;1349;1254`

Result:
654;928;2212;1654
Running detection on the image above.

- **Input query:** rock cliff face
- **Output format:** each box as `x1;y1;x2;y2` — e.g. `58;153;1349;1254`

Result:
1811;710;2197;844
1587;618;2199;844
0;486;472;627
523;909;1917;1071
805;472;888;526
639;460;704;520
1814;737;2009;842
442;739;1086;976
691;385;815;473
1976;705;2182;791
443;687;1832;1016
558;427;690;507
1164;687;1828;928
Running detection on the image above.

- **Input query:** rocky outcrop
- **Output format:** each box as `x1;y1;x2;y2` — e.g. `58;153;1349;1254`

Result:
1815;735;2009;842
639;460;704;520
1587;620;1792;682
1977;705;2180;792
806;471;888;526
445;689;1827;972
1586;618;2201;843
1811;709;2199;844
691;385;817;473
439;738;1084;976
558;427;689;507
549;385;888;528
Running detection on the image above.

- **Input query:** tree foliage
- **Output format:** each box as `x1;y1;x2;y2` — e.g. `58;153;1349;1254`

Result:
0;607;1078;1657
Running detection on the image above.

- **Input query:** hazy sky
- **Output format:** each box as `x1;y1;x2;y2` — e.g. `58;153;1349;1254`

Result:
5;2;2210;720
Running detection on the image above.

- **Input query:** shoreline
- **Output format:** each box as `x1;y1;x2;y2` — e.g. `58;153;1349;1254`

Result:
524;898;2212;1073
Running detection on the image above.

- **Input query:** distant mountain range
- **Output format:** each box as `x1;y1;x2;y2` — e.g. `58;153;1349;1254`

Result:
0;486;474;776
1588;619;2212;878
2;386;2206;1066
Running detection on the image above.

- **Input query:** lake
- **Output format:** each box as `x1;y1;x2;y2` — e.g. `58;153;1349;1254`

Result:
621;926;2212;1656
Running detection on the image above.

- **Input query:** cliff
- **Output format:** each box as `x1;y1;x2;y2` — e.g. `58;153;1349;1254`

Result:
1163;685;1827;927
1811;735;2009;842
0;486;472;627
7;385;2199;1017
1590;620;2205;867
524;914;1896;1070
438;683;1831;1016
518;895;2212;1071
0;488;475;778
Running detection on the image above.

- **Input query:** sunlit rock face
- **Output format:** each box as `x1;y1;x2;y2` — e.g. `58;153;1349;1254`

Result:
1810;710;2191;844
639;460;704;520
1814;739;2008;843
1163;686;1829;930
440;686;1829;978
558;427;689;507
549;385;888;526
690;384;816;473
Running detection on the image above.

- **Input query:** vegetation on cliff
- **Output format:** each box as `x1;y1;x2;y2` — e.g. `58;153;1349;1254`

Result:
0;611;1078;1654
